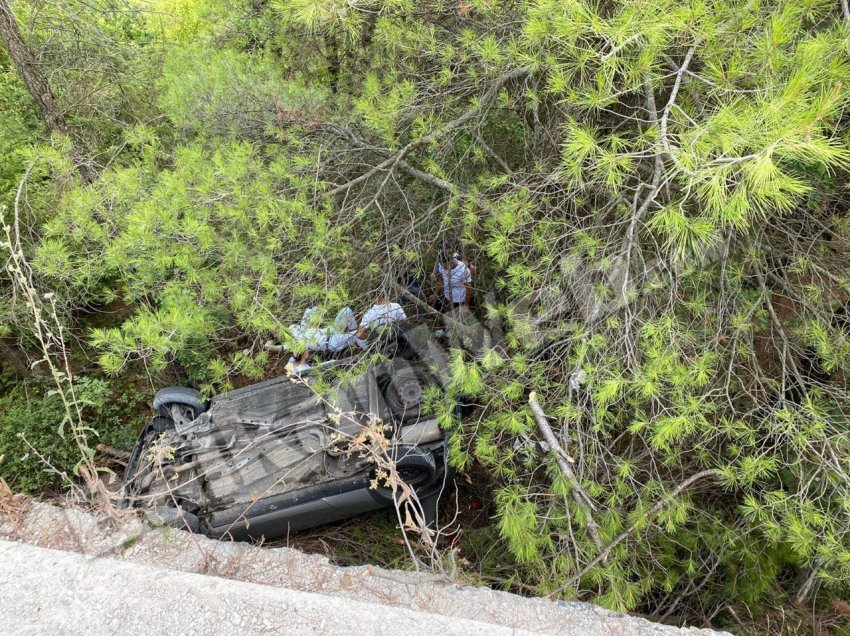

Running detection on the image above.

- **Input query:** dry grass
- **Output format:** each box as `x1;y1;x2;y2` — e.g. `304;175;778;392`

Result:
831;599;850;618
0;476;28;525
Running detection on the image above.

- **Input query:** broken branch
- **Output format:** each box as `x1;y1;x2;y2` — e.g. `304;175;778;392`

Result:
528;392;604;556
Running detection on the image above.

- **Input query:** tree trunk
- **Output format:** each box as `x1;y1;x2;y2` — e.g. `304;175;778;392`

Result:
0;0;92;183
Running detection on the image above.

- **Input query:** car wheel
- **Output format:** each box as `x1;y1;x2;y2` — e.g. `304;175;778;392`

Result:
382;371;427;420
373;446;437;501
151;506;200;533
153;386;207;420
122;416;175;494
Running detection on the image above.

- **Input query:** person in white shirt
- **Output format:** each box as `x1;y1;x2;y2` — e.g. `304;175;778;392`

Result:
265;306;359;374
324;289;407;353
359;298;407;331
433;251;473;310
273;290;409;373
355;289;407;346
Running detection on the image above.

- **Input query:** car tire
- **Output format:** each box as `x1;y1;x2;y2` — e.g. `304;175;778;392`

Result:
382;369;430;421
153;386;207;419
373;446;437;502
121;416;175;498
152;506;200;533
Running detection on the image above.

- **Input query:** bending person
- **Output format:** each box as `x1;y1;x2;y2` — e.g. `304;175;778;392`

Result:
356;288;408;344
327;287;408;353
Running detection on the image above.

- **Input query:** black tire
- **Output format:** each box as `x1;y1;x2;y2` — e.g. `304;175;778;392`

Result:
373;446;437;502
415;457;454;503
151;506;200;533
153;386;207;419
122;416;175;505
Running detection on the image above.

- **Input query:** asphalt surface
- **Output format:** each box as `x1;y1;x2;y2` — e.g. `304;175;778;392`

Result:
0;541;543;636
0;501;732;635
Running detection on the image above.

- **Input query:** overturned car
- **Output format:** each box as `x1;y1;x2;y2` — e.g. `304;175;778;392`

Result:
122;328;454;541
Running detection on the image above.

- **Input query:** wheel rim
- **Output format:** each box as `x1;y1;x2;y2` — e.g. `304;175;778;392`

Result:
397;465;429;486
390;376;423;410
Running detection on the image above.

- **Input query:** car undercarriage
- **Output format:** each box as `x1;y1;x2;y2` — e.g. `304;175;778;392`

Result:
122;328;454;541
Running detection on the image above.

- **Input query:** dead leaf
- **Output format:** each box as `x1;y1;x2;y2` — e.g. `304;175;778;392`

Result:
0;478;28;524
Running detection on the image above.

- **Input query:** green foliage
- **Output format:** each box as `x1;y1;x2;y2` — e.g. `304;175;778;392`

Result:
2;0;850;627
37;139;353;381
495;485;543;564
0;370;143;493
0;49;42;211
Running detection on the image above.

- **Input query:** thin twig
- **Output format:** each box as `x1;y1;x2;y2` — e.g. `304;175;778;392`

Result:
659;47;695;152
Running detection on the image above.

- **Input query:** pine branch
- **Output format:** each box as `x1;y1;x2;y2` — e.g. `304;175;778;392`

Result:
328;67;531;196
660;46;695;153
752;261;809;402
312;123;459;193
548;469;721;598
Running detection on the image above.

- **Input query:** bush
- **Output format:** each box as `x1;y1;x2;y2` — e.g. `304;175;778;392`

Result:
0;370;144;493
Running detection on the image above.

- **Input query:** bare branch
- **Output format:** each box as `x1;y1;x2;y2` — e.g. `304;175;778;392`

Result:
529;392;604;555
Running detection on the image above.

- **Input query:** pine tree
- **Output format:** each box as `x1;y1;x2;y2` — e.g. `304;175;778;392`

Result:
1;0;850;626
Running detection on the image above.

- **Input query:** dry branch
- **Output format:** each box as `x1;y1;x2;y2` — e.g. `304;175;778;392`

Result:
0;0;92;183
96;444;130;462
528;392;604;555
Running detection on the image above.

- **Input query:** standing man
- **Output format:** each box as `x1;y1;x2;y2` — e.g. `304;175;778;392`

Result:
433;250;473;312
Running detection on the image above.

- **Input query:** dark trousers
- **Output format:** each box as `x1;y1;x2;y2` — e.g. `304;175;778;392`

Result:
433;296;463;313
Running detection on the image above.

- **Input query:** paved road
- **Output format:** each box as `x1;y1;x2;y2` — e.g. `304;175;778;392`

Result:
0;540;540;635
0;502;730;635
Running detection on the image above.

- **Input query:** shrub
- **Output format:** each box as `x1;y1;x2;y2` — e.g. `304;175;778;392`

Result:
0;370;144;493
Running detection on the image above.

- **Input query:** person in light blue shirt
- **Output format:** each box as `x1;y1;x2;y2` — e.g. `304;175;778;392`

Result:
433;251;473;311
